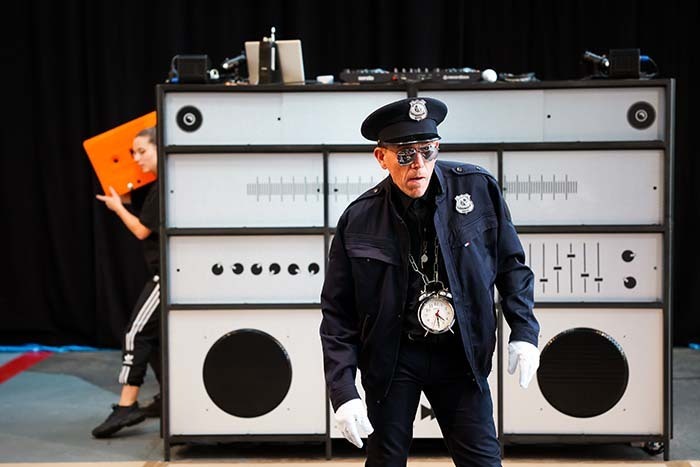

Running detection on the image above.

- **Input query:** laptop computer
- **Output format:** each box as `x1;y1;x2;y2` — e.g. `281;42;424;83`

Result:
245;39;305;85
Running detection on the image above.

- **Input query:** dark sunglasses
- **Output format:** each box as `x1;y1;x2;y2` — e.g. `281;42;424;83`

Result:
384;143;439;166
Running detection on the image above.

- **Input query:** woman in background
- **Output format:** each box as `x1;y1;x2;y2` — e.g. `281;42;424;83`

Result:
92;126;161;438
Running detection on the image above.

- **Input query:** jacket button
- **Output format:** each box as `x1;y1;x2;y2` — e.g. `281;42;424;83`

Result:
373;188;379;193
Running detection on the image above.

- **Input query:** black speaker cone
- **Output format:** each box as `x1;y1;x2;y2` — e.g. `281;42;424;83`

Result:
203;329;292;418
537;327;629;418
627;101;655;130
176;105;203;132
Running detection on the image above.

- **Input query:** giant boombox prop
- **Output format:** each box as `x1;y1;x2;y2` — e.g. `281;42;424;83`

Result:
157;81;673;460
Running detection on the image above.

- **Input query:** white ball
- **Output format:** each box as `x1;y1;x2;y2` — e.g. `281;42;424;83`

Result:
481;68;497;83
316;74;334;84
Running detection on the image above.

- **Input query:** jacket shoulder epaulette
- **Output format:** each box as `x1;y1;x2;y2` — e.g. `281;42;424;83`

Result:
438;160;497;182
343;178;387;213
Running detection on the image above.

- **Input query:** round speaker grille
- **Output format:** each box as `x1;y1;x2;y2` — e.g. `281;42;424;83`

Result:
537;327;628;418
176;105;203;132
627;101;656;129
203;329;292;418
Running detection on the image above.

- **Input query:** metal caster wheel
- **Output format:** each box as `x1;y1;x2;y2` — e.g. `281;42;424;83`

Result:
642;441;664;456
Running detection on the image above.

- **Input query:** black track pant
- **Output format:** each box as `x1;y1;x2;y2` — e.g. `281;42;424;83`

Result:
118;275;161;387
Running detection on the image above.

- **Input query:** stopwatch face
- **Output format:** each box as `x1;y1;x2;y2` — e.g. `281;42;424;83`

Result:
418;296;455;333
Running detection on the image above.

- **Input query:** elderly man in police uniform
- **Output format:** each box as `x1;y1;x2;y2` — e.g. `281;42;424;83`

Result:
319;97;540;466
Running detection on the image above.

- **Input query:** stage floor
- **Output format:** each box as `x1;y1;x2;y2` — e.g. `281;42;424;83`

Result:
0;463;699;467
0;349;698;465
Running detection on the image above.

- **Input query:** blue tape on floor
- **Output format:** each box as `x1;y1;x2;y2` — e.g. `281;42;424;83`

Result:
0;344;106;353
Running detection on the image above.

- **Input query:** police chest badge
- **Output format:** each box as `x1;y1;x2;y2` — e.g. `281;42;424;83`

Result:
455;193;474;214
408;99;428;121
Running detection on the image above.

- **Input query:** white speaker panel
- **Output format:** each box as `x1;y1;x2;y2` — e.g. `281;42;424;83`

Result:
441;152;499;178
280;91;407;144
503;150;664;225
164;92;284;145
327;153;388;228
502;308;663;434
327;152;498;227
166;153;324;228
168;235;324;304
420;90;545;143
329;353;498;439
421;87;665;143
168;308;326;435
164;91;407;145
543;87;665;142
520;234;663;302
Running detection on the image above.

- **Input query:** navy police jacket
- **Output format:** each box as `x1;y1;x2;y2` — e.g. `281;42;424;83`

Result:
320;160;539;411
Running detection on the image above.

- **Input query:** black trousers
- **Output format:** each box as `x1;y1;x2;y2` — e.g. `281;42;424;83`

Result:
365;335;501;467
119;275;161;387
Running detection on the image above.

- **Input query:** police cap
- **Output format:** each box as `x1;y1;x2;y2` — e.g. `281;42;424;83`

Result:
361;97;448;144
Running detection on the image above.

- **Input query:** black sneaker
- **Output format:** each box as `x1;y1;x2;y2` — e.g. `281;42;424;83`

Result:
141;393;161;418
91;403;146;438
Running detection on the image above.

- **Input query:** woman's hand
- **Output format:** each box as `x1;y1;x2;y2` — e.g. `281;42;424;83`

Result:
96;187;124;212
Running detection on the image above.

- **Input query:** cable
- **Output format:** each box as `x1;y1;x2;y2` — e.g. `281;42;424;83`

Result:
166;55;180;83
641;55;659;78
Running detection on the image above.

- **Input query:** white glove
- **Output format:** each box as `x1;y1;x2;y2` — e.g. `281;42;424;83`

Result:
334;398;374;448
508;340;540;389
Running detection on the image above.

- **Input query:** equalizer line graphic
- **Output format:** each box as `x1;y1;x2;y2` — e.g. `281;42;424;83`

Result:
595;242;603;292
539;243;548;294
503;174;578;200
554;243;561;293
247;176;323;202
528;240;606;296
330;176;378;201
582;242;588;293
246;176;380;201
568;243;575;294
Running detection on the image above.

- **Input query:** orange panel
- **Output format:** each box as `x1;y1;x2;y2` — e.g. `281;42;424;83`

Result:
83;112;157;195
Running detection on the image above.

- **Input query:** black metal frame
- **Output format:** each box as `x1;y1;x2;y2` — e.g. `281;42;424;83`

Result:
157;79;674;461
160;78;670;94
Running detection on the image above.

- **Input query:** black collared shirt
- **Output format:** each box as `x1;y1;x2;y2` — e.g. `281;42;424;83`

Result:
390;174;451;338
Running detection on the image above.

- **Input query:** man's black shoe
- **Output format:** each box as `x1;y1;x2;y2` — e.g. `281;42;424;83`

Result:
91;402;146;438
141;393;161;418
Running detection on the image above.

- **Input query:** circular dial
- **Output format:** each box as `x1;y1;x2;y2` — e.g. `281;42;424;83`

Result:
418;295;455;334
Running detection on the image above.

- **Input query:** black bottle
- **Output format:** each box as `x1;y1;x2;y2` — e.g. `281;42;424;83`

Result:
258;26;282;84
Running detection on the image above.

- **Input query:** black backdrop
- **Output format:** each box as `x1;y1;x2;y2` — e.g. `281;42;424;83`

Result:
1;0;698;347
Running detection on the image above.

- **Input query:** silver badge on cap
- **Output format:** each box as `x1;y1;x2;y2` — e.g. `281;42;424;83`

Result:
455;193;474;214
408;99;428;121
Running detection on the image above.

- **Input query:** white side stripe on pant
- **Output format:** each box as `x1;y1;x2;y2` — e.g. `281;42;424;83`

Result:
119;283;160;384
125;283;160;352
118;365;129;384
